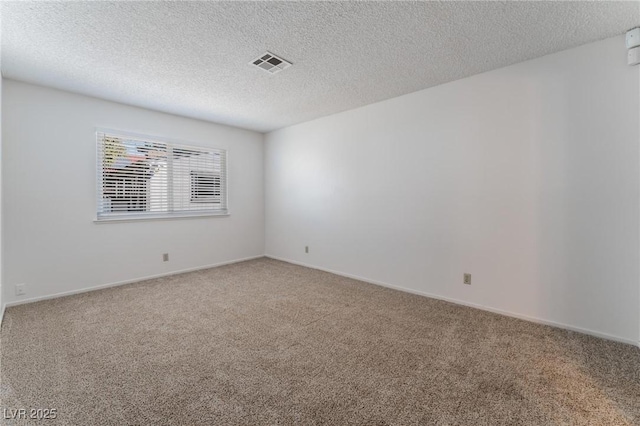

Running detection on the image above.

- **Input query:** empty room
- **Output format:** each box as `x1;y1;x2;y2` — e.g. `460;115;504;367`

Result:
1;1;639;424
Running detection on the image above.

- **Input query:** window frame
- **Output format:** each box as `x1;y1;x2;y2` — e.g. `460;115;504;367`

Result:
95;129;229;223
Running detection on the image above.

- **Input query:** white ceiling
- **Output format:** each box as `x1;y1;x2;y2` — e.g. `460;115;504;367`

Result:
1;1;638;133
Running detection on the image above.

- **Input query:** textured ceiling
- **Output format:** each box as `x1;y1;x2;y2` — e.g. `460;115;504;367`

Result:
1;1;638;133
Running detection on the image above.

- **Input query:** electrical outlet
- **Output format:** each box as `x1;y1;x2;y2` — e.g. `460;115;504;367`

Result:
305;246;309;254
463;273;471;285
163;253;169;262
15;284;26;296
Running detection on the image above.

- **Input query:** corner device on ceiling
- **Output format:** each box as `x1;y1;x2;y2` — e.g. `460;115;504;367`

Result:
251;52;292;74
629;47;640;66
626;28;640;66
625;27;640;49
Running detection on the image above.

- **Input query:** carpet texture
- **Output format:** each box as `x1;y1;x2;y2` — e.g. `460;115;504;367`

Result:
1;257;639;425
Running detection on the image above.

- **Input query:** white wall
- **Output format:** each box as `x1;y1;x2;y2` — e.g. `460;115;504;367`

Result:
0;75;3;322
265;36;640;345
3;80;264;305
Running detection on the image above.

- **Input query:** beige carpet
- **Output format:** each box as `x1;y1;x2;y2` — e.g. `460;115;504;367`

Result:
1;257;639;425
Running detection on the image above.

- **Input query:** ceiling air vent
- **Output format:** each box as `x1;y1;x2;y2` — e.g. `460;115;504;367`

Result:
251;52;292;74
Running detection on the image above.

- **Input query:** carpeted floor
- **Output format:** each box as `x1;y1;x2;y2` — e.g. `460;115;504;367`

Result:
1;257;639;425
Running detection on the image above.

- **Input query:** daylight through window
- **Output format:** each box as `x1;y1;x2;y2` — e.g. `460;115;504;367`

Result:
96;131;227;220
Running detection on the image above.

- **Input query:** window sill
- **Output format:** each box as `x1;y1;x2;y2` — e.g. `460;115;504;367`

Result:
94;212;230;224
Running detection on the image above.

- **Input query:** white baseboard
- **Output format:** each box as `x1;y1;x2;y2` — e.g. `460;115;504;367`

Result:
266;255;640;348
3;254;638;349
3;255;265;310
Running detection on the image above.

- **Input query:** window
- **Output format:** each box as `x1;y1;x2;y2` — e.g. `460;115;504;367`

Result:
96;131;227;221
190;172;221;203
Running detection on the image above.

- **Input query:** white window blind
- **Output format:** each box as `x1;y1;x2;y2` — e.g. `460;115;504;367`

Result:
96;131;227;220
